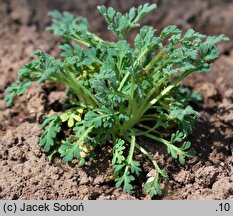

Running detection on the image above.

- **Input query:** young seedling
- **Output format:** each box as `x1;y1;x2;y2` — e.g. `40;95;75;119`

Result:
4;3;228;197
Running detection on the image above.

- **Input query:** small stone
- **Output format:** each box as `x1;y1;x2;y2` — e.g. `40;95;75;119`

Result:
212;178;233;199
195;166;219;188
173;170;194;184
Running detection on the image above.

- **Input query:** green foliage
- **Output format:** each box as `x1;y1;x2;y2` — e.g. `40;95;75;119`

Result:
112;139;125;164
60;108;83;127
59;136;81;163
40;115;61;152
47;10;89;37
98;3;157;39
116;171;135;193
4;3;228;197
4;81;31;106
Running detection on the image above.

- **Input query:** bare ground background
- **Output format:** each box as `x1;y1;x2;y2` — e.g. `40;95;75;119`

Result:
0;0;232;199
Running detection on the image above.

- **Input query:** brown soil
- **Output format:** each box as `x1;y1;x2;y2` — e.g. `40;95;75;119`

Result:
0;0;232;200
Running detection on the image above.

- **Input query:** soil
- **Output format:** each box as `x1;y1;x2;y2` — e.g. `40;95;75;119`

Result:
0;0;232;200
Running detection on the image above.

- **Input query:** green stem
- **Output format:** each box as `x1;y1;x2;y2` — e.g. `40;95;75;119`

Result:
133;69;194;123
136;130;185;157
118;71;130;91
144;50;167;72
139;113;167;122
126;76;137;116
142;74;170;108
136;123;161;136
139;131;171;146
123;134;167;179
79;125;94;141
149;70;193;107
135;143;165;177
72;32;105;47
63;66;99;107
127;131;136;163
118;50;166;92
122;131;136;175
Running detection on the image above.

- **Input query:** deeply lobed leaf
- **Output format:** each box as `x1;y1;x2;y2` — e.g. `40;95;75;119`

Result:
4;3;229;198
